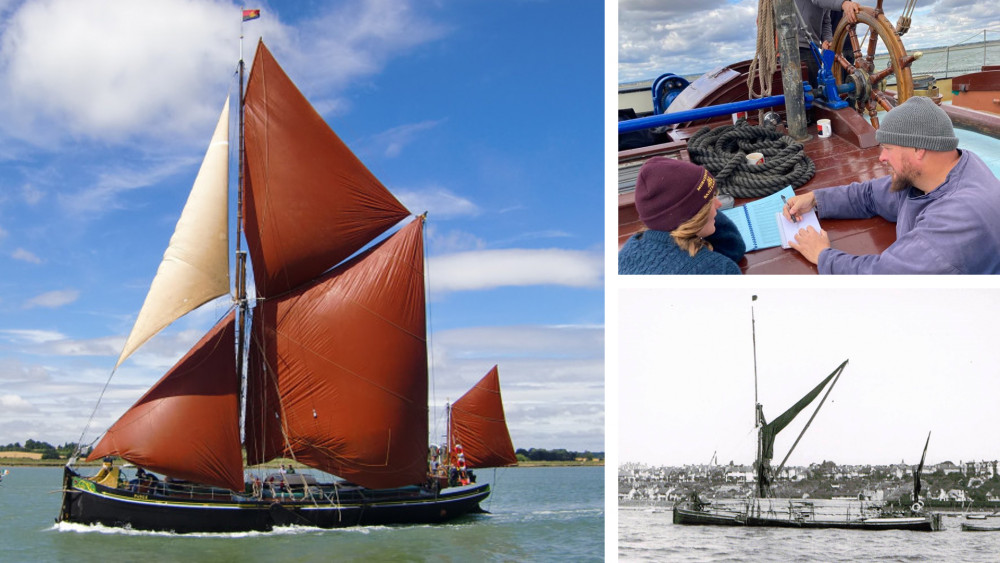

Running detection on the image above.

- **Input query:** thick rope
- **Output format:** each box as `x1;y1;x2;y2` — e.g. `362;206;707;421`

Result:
747;0;778;100
687;120;815;199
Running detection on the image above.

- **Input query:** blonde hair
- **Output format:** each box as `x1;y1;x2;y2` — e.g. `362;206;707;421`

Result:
670;200;714;257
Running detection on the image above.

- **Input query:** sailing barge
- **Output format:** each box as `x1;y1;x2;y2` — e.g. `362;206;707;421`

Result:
672;298;941;532
57;38;516;534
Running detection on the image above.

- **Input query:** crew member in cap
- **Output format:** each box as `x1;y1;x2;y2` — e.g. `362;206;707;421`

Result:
619;157;745;275
783;96;1000;274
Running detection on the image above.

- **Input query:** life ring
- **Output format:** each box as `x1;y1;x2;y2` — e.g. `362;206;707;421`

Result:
454;444;463;454
457;454;466;470
912;501;924;512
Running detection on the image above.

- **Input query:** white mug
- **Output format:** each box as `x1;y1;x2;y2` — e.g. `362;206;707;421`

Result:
746;152;764;165
817;118;832;138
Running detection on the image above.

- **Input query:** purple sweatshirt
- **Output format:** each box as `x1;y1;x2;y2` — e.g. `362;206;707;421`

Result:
815;150;1000;274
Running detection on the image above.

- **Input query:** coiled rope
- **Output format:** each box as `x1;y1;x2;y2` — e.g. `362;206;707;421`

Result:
687;120;815;199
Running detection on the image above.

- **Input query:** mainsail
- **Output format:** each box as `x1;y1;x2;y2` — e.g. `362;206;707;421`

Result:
450;365;518;469
115;99;231;368
244;217;429;489
755;359;848;496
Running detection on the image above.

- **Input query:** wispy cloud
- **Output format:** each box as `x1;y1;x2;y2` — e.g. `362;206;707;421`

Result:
367;120;446;158
428;249;603;292
0;329;65;344
11;248;41;263
24;289;80;309
396;186;480;219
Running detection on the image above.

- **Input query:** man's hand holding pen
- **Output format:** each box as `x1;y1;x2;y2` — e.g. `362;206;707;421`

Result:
782;192;816;223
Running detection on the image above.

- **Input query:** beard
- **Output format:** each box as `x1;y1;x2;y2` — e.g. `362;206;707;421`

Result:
889;159;919;192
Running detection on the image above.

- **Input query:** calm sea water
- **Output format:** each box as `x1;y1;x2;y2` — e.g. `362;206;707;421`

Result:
0;466;602;562
620;505;1000;562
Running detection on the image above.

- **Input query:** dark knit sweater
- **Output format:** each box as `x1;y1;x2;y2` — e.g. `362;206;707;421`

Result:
618;212;746;275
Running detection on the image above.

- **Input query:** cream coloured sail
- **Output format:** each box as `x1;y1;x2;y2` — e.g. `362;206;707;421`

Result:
115;99;232;368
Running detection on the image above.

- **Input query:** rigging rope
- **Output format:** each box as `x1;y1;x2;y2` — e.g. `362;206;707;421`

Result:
747;0;778;100
687;120;815;198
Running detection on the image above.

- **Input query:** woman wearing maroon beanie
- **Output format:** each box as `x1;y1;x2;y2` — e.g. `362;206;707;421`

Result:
619;157;745;274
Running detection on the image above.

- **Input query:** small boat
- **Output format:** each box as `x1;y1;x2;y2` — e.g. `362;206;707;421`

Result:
672;296;941;531
57;32;514;534
962;521;1000;532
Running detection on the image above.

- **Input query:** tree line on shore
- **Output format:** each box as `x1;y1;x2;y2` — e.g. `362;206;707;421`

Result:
1;440;78;459
516;448;604;462
2;441;604;464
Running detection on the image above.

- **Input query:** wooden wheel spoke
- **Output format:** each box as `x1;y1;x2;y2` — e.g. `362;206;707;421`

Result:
834;53;856;74
848;27;862;61
865;26;879;61
872;90;896;112
870;65;896;86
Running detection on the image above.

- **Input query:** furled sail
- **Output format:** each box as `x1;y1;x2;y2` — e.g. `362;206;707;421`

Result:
116;99;231;368
89;312;244;492
242;41;410;298
450;365;518;468
756;359;848;495
244;218;428;489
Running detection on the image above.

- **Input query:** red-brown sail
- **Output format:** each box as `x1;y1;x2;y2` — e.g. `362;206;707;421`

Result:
88;312;244;491
244;218;428;489
450;365;518;468
242;41;411;298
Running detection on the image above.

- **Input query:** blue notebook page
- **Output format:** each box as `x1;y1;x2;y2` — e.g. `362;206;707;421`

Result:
719;186;796;251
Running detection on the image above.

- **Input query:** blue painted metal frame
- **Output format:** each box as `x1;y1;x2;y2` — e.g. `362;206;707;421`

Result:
618;90;814;134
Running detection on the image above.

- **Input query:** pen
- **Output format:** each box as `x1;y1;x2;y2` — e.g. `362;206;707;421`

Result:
781;194;799;223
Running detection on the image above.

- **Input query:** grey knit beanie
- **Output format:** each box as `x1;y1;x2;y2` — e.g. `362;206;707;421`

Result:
875;96;958;151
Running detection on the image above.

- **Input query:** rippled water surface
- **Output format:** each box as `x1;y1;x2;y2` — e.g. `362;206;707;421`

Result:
0;465;603;562
620;505;1000;562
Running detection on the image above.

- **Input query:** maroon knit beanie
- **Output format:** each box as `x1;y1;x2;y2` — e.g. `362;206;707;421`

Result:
635;157;717;232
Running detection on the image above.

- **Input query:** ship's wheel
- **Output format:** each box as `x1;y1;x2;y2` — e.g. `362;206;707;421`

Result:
830;3;919;129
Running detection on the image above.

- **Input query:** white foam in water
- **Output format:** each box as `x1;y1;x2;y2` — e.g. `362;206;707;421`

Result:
49;521;386;538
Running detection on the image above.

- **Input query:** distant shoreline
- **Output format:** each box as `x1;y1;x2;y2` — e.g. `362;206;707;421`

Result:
1;458;603;468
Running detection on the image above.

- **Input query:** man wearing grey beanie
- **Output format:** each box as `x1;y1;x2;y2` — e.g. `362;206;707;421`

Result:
782;96;1000;274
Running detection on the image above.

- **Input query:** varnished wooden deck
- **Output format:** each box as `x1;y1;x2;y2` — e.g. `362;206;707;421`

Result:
618;111;896;274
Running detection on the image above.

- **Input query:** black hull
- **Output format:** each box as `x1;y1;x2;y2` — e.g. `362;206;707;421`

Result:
673;506;940;531
58;467;490;533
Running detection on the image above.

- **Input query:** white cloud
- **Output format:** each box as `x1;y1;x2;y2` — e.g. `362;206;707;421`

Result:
0;0;240;145
0;394;35;412
11;248;41;263
396;187;480;219
0;329;65;344
24;289;80;309
0;0;451;158
428;249;603;292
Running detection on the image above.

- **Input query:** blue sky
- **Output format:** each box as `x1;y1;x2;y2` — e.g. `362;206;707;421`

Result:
0;0;604;453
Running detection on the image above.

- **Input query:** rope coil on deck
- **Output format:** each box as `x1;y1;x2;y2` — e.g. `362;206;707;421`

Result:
687;120;815;199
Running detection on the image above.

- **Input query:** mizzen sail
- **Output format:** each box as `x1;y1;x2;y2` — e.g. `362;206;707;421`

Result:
450;365;518;469
89;312;244;491
244;218;428;489
242;42;410;298
116;99;231;368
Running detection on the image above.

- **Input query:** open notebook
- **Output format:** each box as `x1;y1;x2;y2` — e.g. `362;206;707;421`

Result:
719;185;821;251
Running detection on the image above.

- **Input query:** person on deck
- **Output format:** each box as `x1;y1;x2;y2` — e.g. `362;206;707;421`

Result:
619;157;745;275
783;96;1000;274
794;0;860;87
